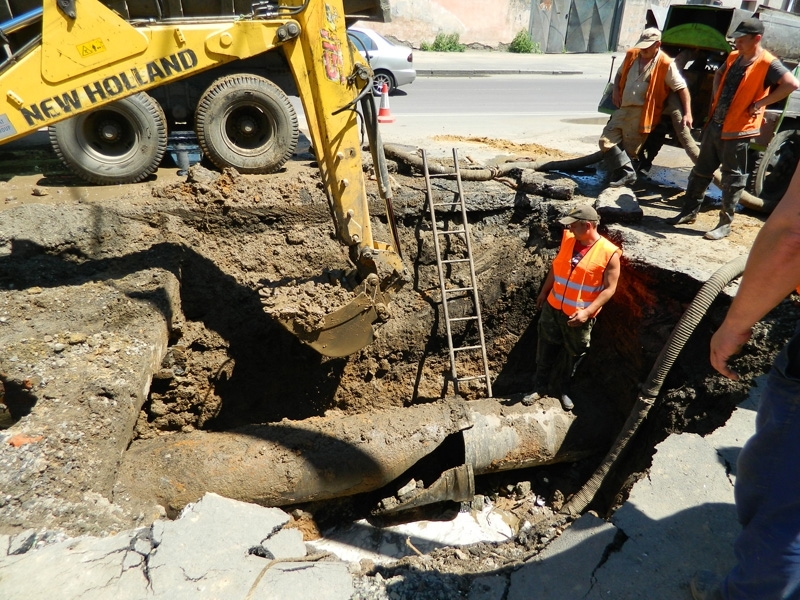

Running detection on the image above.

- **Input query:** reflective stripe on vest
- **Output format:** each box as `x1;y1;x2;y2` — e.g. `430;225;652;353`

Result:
547;230;621;317
709;50;775;140
617;48;673;134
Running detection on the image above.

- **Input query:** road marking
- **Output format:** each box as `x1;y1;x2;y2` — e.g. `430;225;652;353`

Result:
390;112;603;118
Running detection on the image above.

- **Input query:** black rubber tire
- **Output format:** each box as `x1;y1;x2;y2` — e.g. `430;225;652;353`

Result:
749;129;800;208
194;74;298;174
372;70;396;96
49;93;167;185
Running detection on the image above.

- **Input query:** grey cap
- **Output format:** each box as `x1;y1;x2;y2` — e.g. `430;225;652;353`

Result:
559;205;599;225
633;28;661;49
732;17;764;38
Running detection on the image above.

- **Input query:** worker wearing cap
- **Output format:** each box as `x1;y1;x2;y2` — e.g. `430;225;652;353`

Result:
524;205;621;411
599;27;693;187
667;17;800;240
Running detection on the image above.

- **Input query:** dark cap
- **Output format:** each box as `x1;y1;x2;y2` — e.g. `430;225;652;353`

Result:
633;28;661;49
559;204;599;225
732;17;764;38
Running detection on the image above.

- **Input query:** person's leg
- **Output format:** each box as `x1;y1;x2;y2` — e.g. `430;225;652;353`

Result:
667;123;720;225
705;139;749;240
718;324;800;599
529;303;564;401
552;317;594;411
599;108;639;187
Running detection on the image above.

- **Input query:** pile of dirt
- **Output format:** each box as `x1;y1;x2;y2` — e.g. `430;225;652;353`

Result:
0;144;789;579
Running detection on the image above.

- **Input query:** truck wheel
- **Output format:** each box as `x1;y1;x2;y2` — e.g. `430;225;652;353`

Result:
750;129;800;208
49;93;167;185
195;74;298;174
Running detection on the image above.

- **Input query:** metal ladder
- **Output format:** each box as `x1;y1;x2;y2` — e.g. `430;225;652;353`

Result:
422;148;492;398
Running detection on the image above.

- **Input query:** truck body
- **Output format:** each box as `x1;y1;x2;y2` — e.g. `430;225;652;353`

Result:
0;0;405;356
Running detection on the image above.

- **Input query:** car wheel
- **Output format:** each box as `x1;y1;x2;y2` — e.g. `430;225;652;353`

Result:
372;71;396;96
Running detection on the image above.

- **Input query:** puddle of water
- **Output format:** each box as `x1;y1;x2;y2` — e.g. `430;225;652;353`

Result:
307;504;516;565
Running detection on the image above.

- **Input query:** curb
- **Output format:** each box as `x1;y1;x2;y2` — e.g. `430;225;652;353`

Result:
416;69;584;77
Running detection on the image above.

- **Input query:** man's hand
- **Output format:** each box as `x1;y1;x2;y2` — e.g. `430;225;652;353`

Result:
536;293;547;311
710;323;753;380
681;111;693;130
567;309;591;327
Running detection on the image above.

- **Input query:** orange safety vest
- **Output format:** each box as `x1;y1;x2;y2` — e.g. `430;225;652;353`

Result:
617;48;673;134
709;49;776;140
547;230;621;318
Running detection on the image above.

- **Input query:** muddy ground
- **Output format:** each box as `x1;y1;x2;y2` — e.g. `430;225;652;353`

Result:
0;138;796;580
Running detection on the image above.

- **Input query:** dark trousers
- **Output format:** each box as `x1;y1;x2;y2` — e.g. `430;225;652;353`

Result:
535;302;594;397
685;122;749;219
721;322;800;599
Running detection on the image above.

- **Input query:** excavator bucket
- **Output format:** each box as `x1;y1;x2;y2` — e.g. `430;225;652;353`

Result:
266;274;391;358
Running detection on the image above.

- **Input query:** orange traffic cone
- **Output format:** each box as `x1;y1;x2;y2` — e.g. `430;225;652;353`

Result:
377;82;395;124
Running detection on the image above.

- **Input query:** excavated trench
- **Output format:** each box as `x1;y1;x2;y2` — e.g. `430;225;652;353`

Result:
0;149;796;544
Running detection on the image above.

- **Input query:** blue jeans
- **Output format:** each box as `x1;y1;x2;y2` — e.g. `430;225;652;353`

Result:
721;323;800;599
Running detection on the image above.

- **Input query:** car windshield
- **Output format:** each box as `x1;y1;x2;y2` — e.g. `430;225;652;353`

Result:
348;30;376;52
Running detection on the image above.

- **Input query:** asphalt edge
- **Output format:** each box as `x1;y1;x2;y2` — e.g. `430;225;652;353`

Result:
416;69;584;77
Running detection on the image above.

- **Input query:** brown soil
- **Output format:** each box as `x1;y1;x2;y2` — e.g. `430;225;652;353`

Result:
0;140;792;578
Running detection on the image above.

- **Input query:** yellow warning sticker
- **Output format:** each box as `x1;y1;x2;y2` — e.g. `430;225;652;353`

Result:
77;39;106;57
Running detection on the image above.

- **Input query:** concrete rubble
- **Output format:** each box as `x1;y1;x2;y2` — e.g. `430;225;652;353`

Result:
0;384;757;598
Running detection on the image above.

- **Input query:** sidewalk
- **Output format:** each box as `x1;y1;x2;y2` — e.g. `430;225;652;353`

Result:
412;49;619;78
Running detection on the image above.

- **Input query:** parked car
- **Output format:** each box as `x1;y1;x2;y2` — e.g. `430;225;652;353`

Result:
347;26;416;95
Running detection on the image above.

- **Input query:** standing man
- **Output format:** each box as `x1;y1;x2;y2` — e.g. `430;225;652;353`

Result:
691;166;800;599
600;27;693;187
524;205;621;411
667;17;800;240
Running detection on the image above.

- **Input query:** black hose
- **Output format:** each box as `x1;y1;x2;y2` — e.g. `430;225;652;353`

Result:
562;254;748;515
383;144;602;181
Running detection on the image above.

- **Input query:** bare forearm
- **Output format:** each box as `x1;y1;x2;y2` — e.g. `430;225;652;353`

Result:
723;170;800;333
678;87;692;117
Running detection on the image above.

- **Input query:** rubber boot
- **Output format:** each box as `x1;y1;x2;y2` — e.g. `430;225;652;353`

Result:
523;339;562;405
666;172;711;225
704;186;742;240
557;353;585;411
604;145;637;188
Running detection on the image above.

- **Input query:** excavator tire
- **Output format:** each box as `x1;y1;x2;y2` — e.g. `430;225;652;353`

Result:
49;92;167;185
748;129;800;211
194;74;299;174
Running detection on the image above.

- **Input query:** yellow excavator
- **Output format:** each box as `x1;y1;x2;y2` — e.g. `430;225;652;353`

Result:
0;0;406;357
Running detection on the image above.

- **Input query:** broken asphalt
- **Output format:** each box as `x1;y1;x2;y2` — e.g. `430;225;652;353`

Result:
0;50;757;599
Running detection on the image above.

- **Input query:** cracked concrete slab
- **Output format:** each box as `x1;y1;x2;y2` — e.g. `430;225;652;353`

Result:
0;493;354;600
506;513;618;599
503;385;759;600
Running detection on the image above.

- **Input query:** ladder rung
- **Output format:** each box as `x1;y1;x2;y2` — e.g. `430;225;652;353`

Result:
450;316;478;322
444;286;473;293
428;173;452;178
457;375;487;382
442;258;470;264
438;229;466;235
454;345;482;352
433;202;459;207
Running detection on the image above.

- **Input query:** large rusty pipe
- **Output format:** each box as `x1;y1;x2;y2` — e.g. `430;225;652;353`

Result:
115;397;593;514
465;398;588;474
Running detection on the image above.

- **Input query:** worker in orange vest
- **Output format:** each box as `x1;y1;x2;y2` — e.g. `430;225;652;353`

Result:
600;27;693;187
667;17;800;240
523;205;622;411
